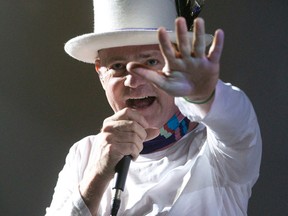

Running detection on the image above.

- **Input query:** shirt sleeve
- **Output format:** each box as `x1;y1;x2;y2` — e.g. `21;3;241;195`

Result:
175;80;262;184
45;139;92;216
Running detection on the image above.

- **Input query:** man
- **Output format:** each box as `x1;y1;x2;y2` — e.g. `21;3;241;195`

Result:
46;0;262;215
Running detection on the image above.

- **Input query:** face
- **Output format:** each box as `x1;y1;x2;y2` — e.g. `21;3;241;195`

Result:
96;44;179;128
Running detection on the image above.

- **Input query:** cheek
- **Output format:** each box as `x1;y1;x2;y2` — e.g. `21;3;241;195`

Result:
103;78;126;112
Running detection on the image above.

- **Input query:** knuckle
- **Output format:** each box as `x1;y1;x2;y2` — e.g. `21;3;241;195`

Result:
101;122;113;133
121;107;130;115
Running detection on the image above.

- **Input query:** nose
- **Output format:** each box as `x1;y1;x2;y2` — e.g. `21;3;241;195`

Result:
124;63;147;88
124;72;146;88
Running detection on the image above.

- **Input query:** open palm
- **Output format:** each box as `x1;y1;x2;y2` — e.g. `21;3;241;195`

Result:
128;17;224;101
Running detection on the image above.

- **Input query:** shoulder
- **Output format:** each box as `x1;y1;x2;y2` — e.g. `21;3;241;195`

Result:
66;135;100;163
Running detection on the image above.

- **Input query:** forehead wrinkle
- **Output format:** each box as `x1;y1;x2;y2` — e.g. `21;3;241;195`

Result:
137;51;162;59
103;56;126;65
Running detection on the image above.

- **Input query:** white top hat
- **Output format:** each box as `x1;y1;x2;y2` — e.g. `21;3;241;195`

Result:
64;0;213;64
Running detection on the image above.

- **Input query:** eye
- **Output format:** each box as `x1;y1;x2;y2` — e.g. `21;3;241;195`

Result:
146;59;159;66
111;63;126;71
107;62;127;77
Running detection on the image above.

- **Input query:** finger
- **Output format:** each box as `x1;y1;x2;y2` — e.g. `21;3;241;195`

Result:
175;17;191;57
112;131;145;156
208;29;225;63
106;108;149;129
102;120;146;157
158;27;176;65
127;62;166;88
109;138;143;160
107;120;148;141
192;18;206;58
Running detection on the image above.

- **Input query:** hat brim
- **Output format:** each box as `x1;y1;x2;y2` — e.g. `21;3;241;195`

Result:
64;30;214;64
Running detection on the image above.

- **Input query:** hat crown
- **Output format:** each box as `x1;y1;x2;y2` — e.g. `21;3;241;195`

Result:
65;0;213;64
93;0;178;33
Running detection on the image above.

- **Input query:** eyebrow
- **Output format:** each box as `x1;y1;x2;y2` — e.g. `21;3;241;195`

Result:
103;50;162;65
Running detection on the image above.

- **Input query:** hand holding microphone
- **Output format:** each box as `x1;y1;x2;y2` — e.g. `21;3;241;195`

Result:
78;109;159;215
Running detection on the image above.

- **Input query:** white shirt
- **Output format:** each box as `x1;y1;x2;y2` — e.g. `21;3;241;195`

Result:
46;80;262;216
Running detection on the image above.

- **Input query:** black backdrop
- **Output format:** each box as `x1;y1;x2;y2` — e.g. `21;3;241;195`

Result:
1;1;287;215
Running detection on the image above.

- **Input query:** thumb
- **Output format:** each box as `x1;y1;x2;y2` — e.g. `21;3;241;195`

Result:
127;62;152;79
145;128;160;141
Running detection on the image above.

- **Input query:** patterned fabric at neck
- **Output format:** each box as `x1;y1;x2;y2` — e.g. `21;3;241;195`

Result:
141;111;195;154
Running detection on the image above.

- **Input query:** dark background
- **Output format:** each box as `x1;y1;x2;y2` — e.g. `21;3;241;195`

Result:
1;1;287;215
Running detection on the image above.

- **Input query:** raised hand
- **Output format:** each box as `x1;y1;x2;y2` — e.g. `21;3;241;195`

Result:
127;17;224;102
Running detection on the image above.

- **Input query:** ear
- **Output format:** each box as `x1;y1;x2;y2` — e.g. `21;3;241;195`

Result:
95;59;106;90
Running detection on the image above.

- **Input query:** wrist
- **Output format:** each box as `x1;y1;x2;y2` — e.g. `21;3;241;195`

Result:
183;89;215;104
79;175;110;216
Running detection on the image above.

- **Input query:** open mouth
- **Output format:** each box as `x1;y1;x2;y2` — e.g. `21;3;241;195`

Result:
126;96;156;109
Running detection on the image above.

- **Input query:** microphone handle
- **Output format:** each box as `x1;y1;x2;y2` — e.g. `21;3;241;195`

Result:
114;155;132;191
111;155;131;216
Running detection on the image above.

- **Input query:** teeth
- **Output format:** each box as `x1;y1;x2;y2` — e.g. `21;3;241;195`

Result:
130;96;149;100
126;96;156;108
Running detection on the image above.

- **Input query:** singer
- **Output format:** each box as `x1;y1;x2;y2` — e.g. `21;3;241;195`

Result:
46;0;262;215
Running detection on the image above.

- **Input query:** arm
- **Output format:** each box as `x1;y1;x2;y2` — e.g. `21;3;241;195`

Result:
176;80;262;183
45;139;93;216
129;17;261;183
78;109;158;215
46;109;159;216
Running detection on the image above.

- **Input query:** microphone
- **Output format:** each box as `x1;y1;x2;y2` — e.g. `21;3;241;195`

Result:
111;155;132;216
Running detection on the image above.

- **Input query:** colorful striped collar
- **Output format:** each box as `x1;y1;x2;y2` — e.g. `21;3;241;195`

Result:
141;111;197;154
